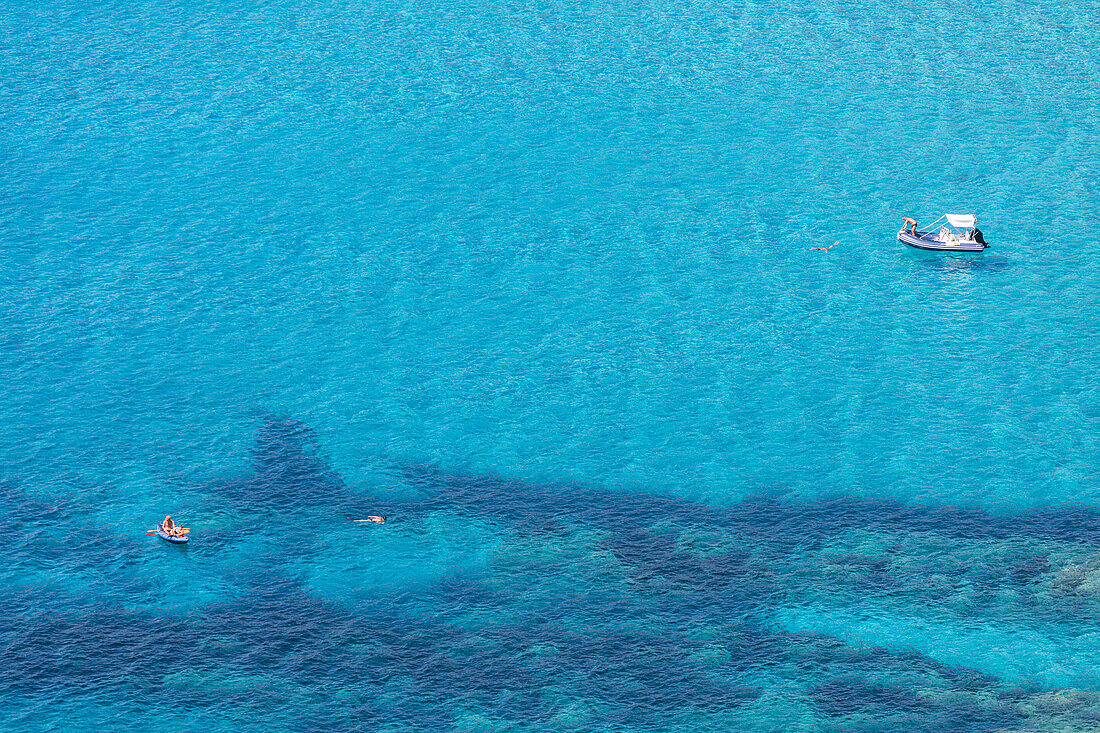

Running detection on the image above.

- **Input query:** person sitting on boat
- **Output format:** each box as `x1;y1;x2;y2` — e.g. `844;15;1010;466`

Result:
162;515;175;531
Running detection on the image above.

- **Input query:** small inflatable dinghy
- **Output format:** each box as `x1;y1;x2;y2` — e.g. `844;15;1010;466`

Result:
898;214;988;252
155;523;189;543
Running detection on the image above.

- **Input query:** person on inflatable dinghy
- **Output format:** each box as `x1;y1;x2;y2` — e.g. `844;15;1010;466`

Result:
161;515;187;537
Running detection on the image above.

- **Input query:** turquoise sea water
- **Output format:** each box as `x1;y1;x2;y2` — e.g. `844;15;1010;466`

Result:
1;0;1099;729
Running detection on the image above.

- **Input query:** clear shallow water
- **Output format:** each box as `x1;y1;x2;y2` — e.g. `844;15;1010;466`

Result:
1;0;1098;729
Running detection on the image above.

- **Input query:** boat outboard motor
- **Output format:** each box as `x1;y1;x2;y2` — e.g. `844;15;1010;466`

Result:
972;227;986;245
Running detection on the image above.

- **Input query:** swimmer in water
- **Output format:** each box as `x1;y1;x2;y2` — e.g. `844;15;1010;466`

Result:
811;241;838;252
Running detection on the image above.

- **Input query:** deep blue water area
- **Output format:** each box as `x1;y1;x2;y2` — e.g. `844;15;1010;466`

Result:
2;0;1099;729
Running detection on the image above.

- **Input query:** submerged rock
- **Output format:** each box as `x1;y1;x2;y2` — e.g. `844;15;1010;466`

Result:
1051;554;1100;595
1012;688;1100;732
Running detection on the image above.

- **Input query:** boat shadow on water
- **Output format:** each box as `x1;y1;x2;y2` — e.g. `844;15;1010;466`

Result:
916;253;1011;274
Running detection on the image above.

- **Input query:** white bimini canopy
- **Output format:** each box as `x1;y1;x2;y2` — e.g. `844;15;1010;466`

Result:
945;214;976;228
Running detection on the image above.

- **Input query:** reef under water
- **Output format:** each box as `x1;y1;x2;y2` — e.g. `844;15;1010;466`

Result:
4;418;1100;731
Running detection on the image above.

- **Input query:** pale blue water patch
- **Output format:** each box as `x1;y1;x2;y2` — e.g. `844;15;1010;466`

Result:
1;0;1099;729
297;511;505;606
772;604;1100;689
2;0;1097;505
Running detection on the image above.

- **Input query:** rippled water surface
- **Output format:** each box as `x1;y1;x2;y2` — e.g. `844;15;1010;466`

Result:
2;0;1099;729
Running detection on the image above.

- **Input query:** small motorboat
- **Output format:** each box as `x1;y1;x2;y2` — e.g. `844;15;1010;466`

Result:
898;214;988;252
155;523;189;543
